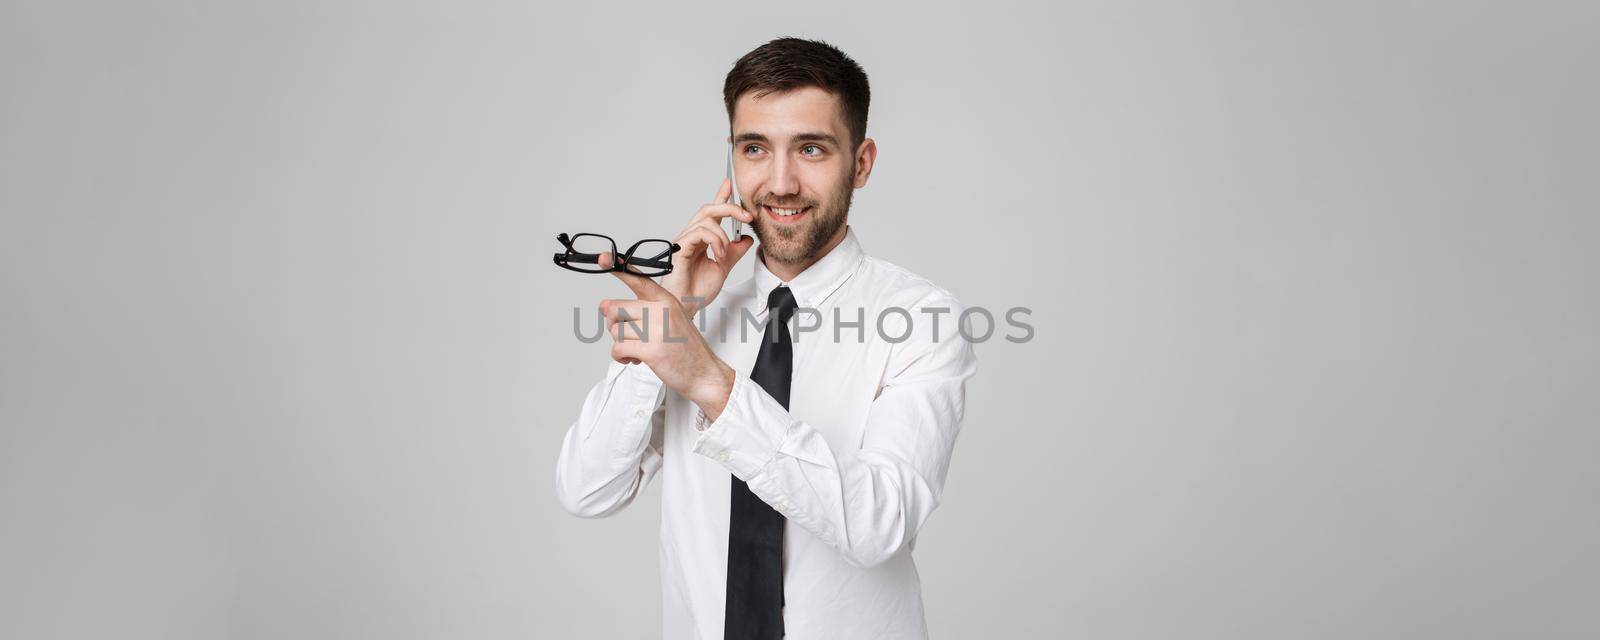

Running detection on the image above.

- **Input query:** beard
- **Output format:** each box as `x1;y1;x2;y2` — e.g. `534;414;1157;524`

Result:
747;165;854;266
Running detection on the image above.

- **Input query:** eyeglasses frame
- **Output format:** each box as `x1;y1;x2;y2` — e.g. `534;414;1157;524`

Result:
552;232;681;277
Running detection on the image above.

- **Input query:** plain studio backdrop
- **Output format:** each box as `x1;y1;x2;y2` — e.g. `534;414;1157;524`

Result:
2;1;1596;638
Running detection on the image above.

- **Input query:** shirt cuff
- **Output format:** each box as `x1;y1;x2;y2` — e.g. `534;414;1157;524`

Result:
691;373;789;480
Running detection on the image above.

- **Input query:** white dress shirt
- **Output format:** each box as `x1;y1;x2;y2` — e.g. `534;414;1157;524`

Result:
555;225;978;639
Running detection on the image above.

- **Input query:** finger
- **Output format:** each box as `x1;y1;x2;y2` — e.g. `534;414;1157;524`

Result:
700;222;732;262
721;234;757;271
694;202;753;224
689;222;729;263
675;225;728;264
599;299;648;325
608;339;640;364
610;318;646;343
714;178;731;204
607;314;658;346
610;263;674;301
674;225;705;249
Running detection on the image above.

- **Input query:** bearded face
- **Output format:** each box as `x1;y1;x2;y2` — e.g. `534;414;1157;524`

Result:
747;159;854;266
729;86;873;269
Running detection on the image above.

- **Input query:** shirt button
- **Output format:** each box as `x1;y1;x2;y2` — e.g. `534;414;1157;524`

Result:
717;452;731;462
634;408;649;419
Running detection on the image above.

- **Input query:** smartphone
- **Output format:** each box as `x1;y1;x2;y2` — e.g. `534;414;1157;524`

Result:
724;142;744;242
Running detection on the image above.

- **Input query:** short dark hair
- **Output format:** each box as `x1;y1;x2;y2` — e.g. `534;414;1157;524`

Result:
723;37;871;149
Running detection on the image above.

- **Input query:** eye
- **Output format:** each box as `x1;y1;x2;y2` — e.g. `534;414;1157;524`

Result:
743;144;765;157
801;144;824;157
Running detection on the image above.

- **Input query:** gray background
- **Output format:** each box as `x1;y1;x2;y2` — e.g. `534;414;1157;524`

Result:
2;0;1596;638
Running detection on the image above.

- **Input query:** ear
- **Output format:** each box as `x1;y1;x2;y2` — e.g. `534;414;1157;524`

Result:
852;138;877;189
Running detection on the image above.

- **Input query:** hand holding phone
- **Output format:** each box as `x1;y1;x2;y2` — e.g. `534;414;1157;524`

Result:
657;177;755;316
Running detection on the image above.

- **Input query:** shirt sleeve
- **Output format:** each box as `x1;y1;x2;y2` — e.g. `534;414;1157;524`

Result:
690;293;979;568
554;360;668;518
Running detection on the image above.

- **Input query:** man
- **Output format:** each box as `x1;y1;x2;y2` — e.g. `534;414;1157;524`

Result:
555;37;978;639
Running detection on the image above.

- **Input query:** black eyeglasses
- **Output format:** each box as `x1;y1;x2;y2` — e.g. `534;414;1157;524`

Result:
552;232;681;277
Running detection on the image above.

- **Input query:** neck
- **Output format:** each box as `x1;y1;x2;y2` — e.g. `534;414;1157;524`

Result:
762;225;849;282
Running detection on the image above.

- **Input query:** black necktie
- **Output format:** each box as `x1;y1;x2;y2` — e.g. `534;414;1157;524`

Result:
725;285;797;639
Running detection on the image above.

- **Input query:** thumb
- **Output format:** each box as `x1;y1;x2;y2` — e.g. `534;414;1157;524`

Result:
722;234;756;272
605;254;674;301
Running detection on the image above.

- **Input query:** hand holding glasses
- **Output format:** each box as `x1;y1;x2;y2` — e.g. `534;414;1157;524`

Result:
552;232;682;277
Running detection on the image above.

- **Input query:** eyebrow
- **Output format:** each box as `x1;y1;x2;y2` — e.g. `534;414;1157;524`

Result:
732;131;841;147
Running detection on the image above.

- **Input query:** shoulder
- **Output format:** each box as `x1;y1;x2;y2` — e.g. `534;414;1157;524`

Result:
854;256;979;382
855;255;966;313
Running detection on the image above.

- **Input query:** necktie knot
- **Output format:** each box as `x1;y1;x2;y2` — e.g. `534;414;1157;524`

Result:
767;285;798;324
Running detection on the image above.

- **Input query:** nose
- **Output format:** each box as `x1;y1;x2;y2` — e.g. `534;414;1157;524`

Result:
767;153;800;198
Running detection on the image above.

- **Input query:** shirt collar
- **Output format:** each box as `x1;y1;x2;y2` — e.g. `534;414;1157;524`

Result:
751;225;865;313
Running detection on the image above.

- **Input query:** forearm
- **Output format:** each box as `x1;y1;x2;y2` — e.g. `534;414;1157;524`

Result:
692;372;968;568
686;359;738;423
553;361;667;518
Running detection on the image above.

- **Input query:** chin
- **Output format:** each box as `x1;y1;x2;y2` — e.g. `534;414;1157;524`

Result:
757;237;806;263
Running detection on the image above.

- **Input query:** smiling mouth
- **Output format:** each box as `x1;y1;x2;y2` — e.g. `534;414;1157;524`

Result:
762;204;811;223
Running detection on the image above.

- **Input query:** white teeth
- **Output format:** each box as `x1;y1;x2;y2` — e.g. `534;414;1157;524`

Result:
770;207;803;217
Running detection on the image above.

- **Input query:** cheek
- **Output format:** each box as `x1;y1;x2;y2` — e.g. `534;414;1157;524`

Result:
800;164;849;195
